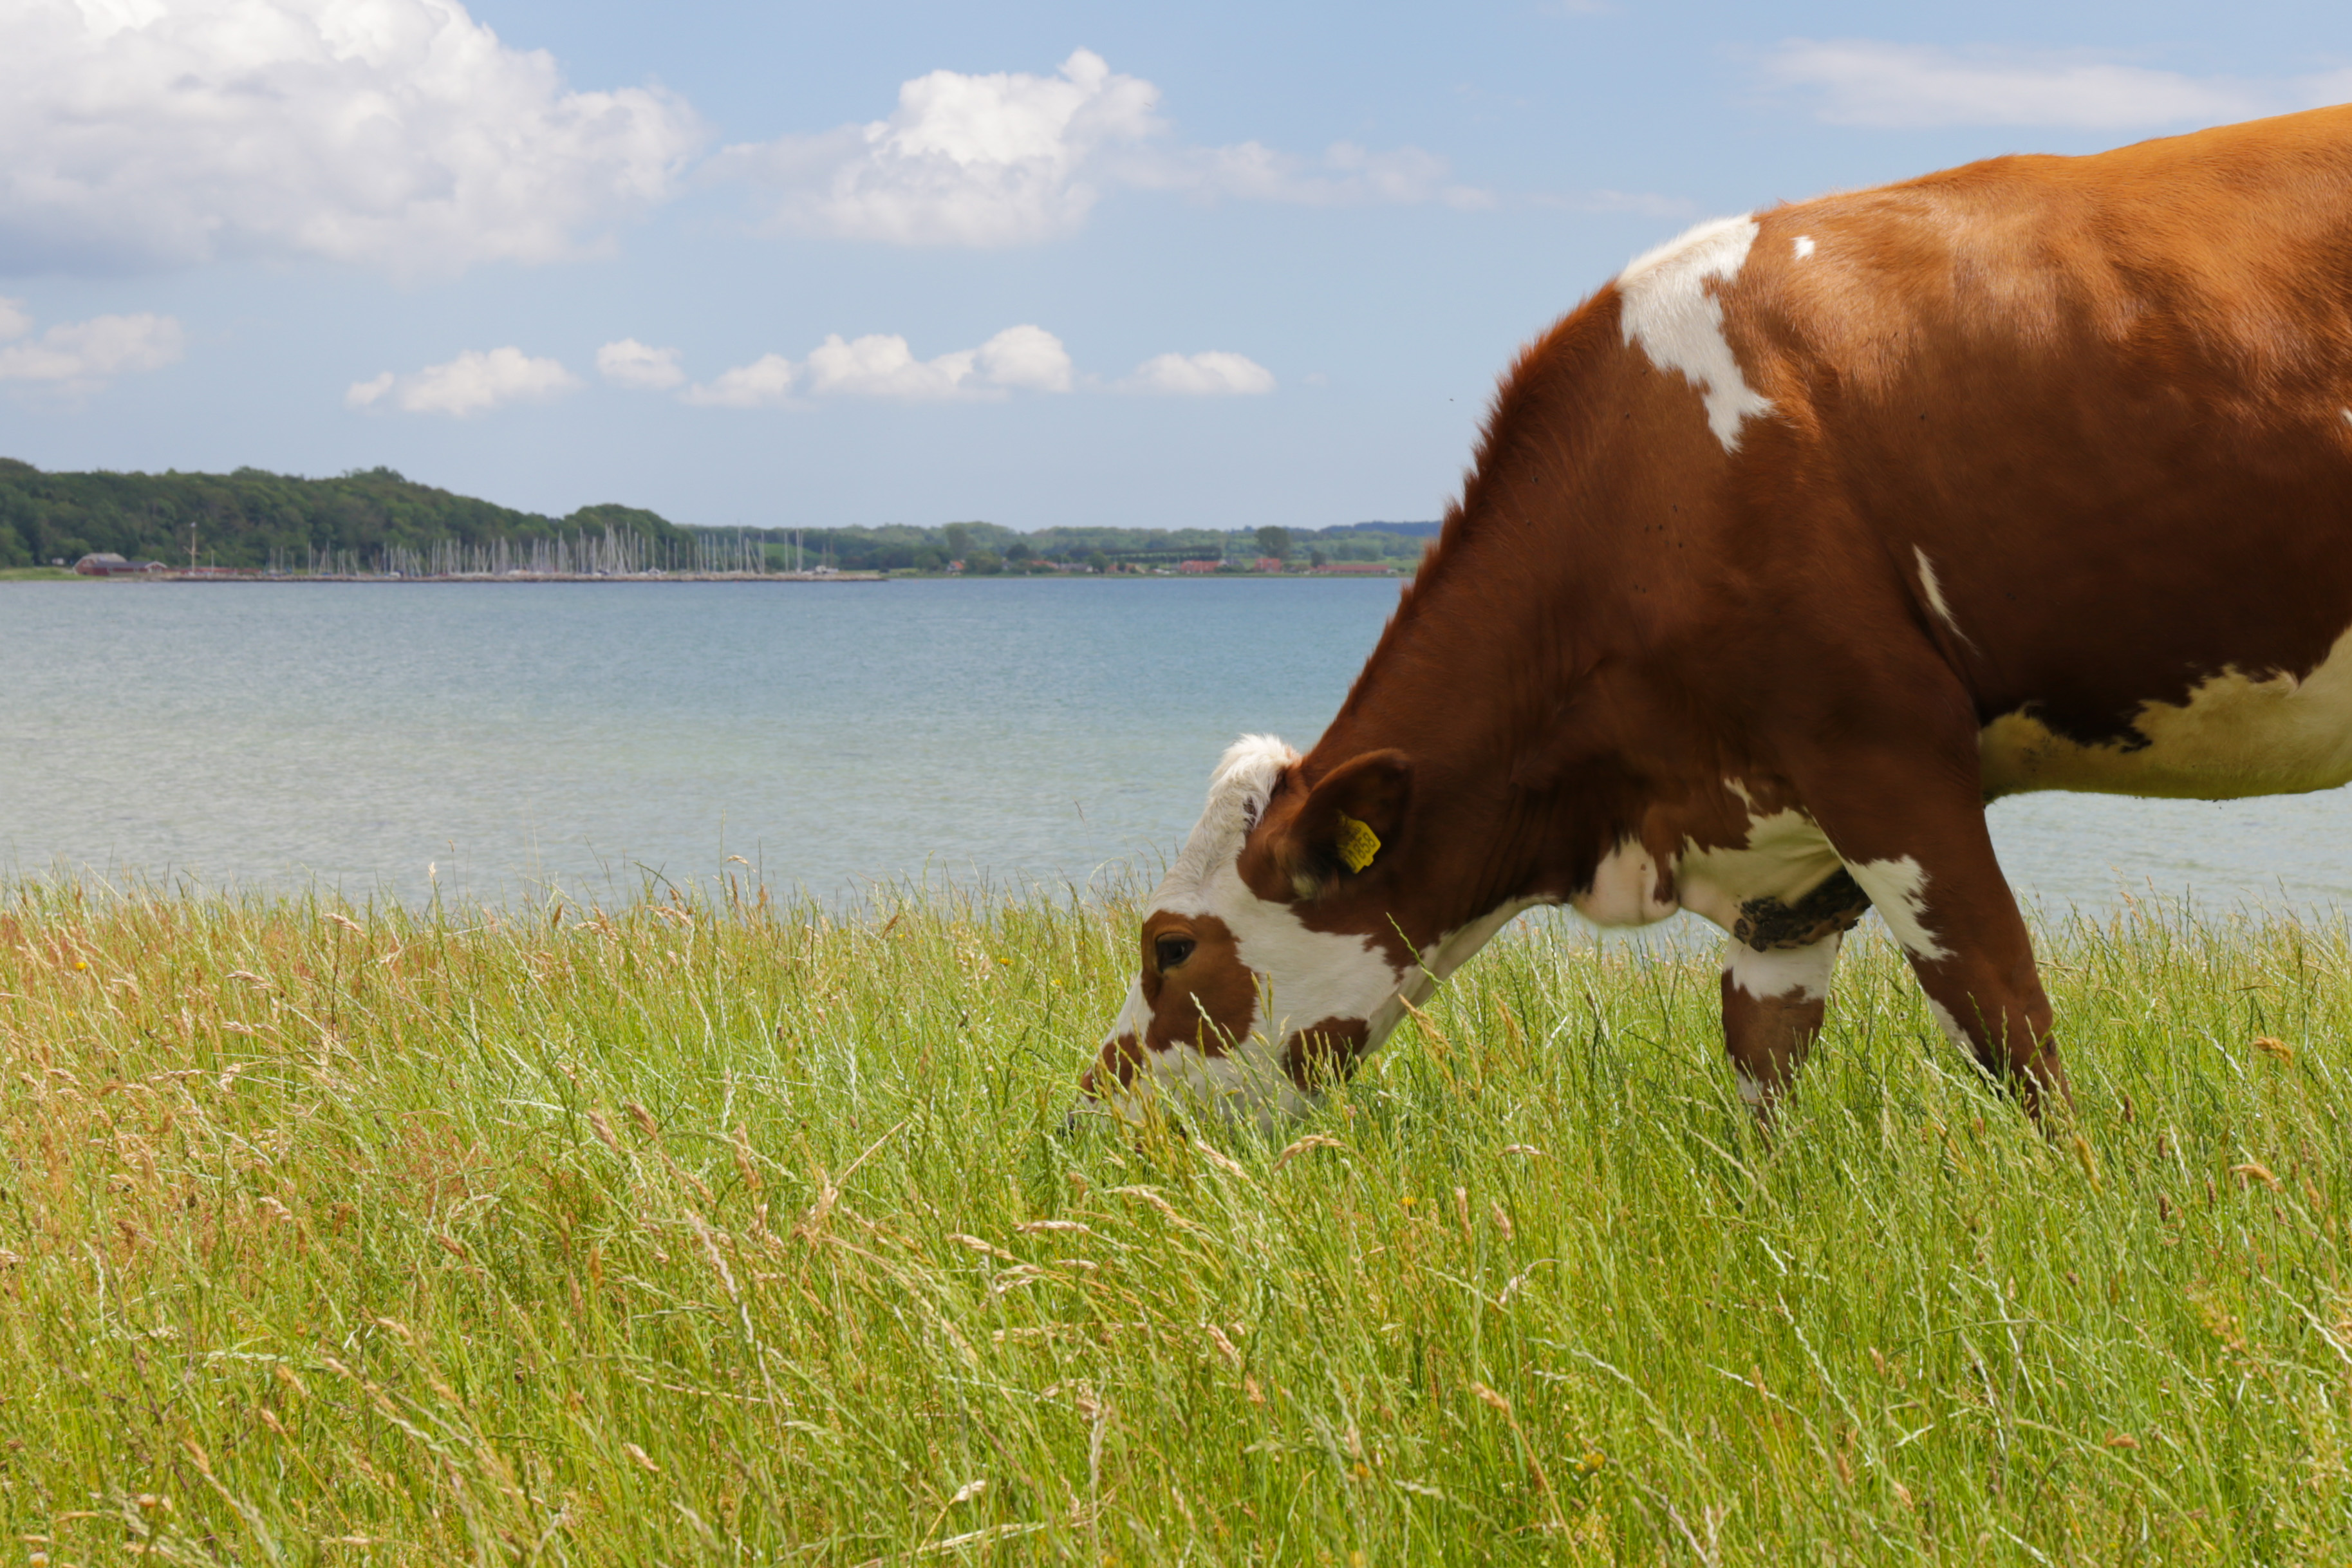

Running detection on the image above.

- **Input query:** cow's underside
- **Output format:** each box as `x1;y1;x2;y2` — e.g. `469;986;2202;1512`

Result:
1977;633;2352;800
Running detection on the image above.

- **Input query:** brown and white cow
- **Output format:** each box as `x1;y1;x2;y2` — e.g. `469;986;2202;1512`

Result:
1084;104;2352;1133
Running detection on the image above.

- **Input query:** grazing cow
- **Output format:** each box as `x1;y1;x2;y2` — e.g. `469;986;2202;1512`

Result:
1083;105;2352;1132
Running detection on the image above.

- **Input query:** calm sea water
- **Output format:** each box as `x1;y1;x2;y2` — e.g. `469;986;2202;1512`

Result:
3;578;2348;921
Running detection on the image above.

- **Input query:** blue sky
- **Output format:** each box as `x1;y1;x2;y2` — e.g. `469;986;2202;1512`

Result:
3;1;2348;531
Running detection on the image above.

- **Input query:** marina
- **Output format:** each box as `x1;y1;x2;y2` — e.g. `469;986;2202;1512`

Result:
68;525;886;581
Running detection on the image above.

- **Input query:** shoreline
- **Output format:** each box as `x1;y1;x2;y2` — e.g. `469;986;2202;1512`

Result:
17;568;1412;584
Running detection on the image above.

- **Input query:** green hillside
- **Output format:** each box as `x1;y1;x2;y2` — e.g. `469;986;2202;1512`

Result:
0;459;1436;574
0;460;687;572
756;521;1435;574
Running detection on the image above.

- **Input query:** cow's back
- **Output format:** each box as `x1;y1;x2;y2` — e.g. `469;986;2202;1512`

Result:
1717;107;2352;800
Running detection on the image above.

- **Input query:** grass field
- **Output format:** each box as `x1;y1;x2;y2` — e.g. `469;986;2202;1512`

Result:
1;881;2347;1564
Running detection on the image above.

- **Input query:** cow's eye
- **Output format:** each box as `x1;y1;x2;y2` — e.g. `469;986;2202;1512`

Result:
1154;935;1197;971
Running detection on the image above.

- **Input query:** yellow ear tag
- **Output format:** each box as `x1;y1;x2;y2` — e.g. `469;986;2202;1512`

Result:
1334;813;1382;874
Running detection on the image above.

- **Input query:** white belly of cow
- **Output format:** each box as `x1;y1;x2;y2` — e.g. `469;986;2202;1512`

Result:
1675;807;1846;930
1980;626;2352;799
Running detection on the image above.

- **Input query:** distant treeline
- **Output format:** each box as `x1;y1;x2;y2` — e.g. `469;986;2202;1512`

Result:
0;459;1438;574
0;460;684;572
754;521;1440;574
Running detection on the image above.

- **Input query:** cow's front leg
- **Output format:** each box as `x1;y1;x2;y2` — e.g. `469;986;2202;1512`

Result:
1720;931;1842;1124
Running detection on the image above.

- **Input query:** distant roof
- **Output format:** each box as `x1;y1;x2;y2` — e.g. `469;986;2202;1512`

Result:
73;552;162;575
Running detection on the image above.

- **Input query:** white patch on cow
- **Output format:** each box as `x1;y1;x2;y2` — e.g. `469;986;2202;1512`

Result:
1675;805;1846;933
1847;855;1952;962
1153;733;1296;906
1216;861;1406;1037
1912;546;1971;646
1571;837;1679;926
1722;931;1840;1003
1925;994;1972;1052
1615;214;1776;453
1977;621;2352;799
1792;234;1815;259
2341;407;2351;426
1103;976;1150;1045
1117;1026;1321;1138
1735;1070;1768;1109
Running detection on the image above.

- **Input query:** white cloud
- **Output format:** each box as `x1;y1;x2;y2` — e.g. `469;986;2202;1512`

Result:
347;346;580;416
596;338;685;390
1120;351;1274;397
346;371;396;408
0;0;705;274
679;353;795;409
1139;140;1493;210
680;325;1074;406
1759;40;2338;130
671;329;1272;404
0;297;183;395
801;333;971;399
718;48;1488;246
3;20;1504;271
971;323;1076;392
725;50;1158;245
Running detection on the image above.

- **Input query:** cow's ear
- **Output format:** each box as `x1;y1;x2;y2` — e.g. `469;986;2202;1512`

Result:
1275;749;1412;899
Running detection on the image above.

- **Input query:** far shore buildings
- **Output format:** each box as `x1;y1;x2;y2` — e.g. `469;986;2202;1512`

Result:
71;552;165;577
1178;557;1397;575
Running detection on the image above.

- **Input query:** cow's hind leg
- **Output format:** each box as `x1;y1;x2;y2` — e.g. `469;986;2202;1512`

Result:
1801;760;2073;1123
1720;932;1842;1125
1840;849;2071;1122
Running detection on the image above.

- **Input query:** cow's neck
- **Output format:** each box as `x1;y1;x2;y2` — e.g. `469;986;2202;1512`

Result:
1304;303;1750;953
1313;519;1674;949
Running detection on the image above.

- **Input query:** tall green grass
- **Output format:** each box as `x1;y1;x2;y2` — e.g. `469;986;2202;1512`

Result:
0;882;2346;1563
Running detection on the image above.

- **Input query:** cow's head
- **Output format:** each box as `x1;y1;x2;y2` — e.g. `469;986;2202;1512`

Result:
1079;734;1422;1134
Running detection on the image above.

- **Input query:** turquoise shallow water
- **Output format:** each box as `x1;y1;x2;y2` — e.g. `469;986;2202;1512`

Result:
1;577;2348;919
